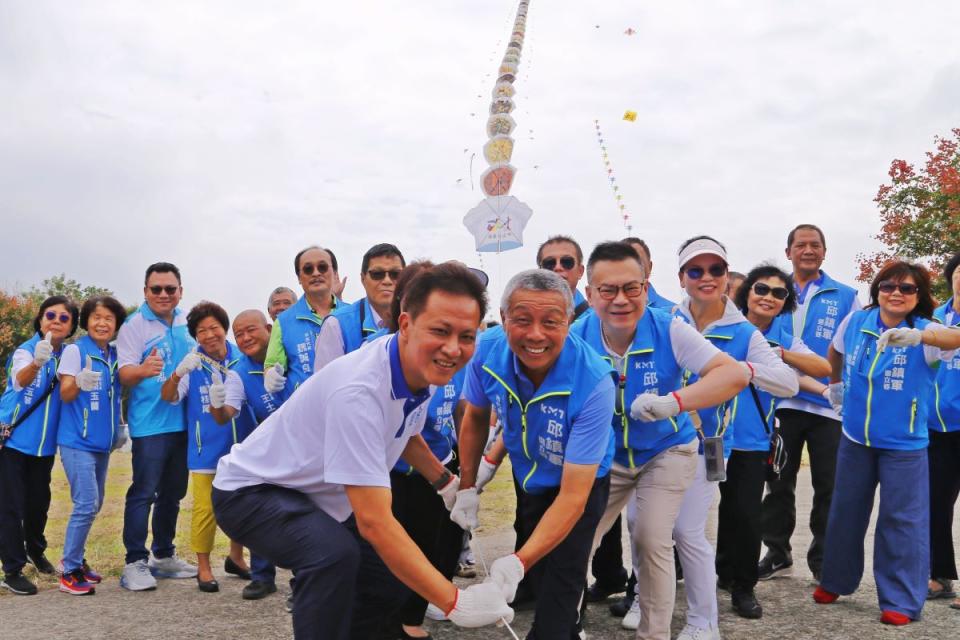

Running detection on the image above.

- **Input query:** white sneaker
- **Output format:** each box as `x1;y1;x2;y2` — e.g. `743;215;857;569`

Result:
425;603;448;621
676;623;721;640
148;553;198;579
622;595;641;630
120;559;157;591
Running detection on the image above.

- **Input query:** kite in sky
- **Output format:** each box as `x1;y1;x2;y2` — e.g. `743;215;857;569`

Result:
594;119;634;233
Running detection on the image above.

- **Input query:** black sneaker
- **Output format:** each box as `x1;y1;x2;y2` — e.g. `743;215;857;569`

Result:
757;556;792;581
586;580;625;602
27;553;56;575
2;573;38;595
609;592;632;617
732;590;763;619
242;580;277;600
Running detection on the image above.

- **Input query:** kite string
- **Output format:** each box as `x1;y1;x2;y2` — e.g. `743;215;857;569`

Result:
470;535;521;640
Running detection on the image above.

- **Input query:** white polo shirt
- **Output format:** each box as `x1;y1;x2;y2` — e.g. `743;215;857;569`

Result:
213;334;433;522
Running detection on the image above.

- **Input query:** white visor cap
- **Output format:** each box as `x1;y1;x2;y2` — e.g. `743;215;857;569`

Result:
678;237;728;269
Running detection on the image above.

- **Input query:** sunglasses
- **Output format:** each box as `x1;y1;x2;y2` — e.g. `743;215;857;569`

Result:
878;281;918;295
752;283;790;300
540;256;577;271
300;262;330;276
683;264;727;280
596;282;646;300
148;285;179;296
366;269;402;282
44;311;71;323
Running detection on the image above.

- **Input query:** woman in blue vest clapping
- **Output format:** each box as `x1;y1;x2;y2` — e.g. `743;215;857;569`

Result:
161;301;254;593
0;296;79;596
56;296;128;596
927;252;960;608
814;261;960;626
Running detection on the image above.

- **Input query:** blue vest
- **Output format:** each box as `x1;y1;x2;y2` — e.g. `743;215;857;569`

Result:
186;343;256;470
233;353;288;424
727;315;793;451
57;336;121;453
571;307;696;468
789;271;857;409
472;330;615;494
0;334;63;457
393;368;466;475
686;319;756;450
841;308;934;450
276;295;335;393
646;284;678;312
929;301;960;432
331;297;381;355
125;303;195;437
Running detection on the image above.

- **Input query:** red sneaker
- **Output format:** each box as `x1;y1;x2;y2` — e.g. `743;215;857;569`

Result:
880;610;911;626
59;570;96;596
81;560;102;584
812;586;839;604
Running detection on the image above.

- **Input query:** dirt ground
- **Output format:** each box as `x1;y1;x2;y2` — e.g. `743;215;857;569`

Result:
2;467;957;639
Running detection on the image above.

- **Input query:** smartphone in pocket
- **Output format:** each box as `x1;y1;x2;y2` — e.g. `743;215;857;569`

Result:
703;435;726;482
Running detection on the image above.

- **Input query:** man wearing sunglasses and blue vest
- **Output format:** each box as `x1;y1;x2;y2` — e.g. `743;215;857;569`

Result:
263;246;341;398
116;262;198;591
313;243;405;370
537;235;591;321
760;224;860;583
453;268;617;639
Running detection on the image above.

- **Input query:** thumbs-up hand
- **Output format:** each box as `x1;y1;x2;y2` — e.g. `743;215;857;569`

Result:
175;349;202;378
76;355;102;392
143;347;164;377
208;368;227;409
264;363;287;393
33;332;54;366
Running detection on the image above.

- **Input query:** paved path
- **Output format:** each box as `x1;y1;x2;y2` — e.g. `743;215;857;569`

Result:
3;467;956;639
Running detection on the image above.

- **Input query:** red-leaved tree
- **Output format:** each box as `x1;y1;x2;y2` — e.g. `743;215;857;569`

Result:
858;128;960;299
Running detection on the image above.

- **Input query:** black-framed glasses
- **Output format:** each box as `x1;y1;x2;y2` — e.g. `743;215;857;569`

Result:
596;282;646;300
878;281;918;295
752;283;789;300
148;285;179;295
44;311;71;323
366;269;402;282
540;256;577;271
301;262;330;276
683;264;727;280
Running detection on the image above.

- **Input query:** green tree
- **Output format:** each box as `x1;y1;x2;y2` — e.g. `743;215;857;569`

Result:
857;128;960;300
26;273;114;304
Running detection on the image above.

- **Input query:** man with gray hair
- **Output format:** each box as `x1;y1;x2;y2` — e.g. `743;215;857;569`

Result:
452;268;617;639
267;287;298;321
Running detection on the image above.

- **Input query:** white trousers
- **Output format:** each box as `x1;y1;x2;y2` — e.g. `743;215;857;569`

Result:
672;454;720;629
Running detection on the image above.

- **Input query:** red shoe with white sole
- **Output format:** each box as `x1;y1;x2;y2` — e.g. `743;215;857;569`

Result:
59;570;96;596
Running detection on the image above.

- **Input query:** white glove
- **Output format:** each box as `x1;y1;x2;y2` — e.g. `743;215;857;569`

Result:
450;487;480;531
208;369;227;409
437;474;461;511
877;327;923;351
488;554;525;603
446;582;515;628
630;392;681;422
75;355;102;392
264;363;287;393
175;350;202;377
475;456;501;493
112;423;129;452
827;382;844;414
33;332;53;366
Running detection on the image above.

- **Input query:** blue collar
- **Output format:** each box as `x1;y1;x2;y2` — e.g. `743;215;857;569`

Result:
794;271;825;304
388;335;431;403
139;302;182;325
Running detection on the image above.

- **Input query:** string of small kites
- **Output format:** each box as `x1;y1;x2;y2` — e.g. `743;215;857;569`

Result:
594;117;634;233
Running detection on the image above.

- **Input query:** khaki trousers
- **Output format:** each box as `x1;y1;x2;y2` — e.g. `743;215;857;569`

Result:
591;439;699;640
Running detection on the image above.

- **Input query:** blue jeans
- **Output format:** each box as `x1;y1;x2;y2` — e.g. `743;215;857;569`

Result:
60;446;110;573
122;432;189;564
821;437;929;619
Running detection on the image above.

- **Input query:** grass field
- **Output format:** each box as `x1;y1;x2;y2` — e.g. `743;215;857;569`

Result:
7;450;520;592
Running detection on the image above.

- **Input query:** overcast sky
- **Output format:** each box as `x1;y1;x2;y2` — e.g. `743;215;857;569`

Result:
1;1;958;318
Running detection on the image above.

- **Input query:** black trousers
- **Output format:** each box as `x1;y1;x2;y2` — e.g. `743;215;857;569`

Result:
929;429;960;581
761;408;841;573
389;459;463;627
716;450;767;593
0;447;55;575
519;475;609;640
212;485;408;640
590;514;628;590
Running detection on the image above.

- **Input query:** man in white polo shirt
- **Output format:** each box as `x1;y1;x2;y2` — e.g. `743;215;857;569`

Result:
212;263;513;640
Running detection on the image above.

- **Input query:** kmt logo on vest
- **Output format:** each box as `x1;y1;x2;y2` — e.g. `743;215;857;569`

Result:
540;404;565;420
